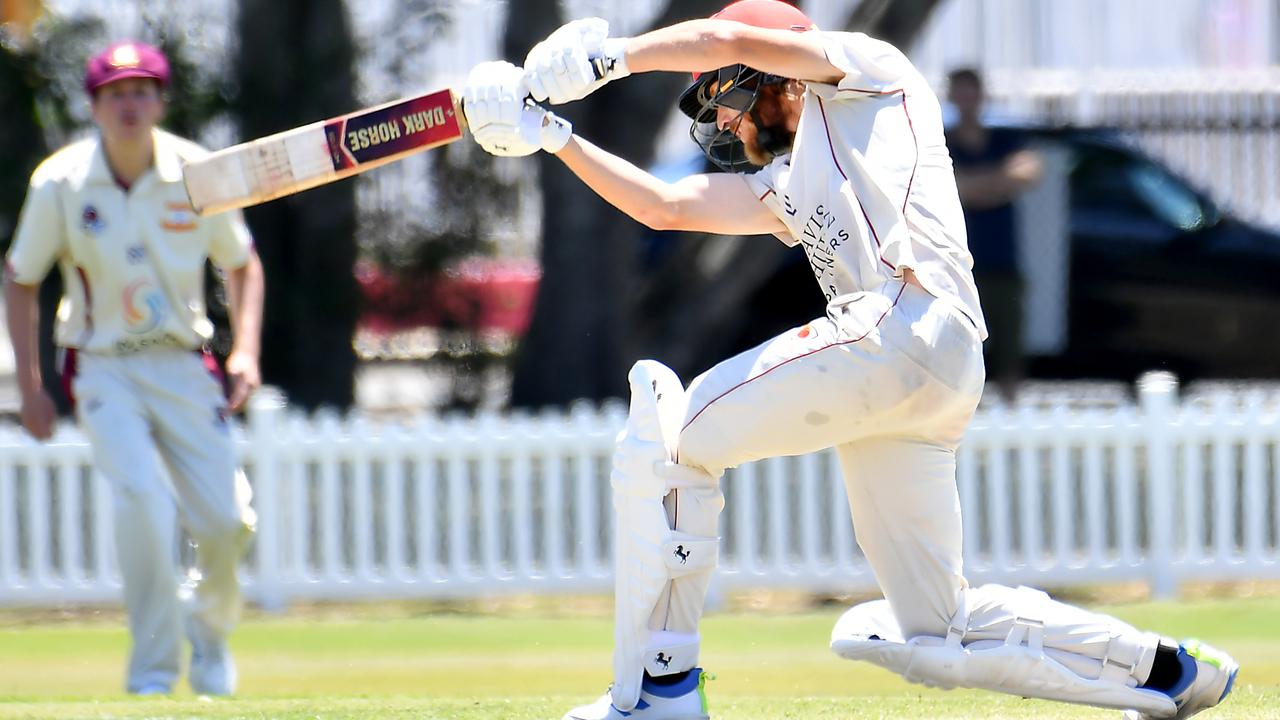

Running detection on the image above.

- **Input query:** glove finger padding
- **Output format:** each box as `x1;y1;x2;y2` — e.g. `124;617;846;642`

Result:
462;60;526;131
524;17;627;104
473;101;572;157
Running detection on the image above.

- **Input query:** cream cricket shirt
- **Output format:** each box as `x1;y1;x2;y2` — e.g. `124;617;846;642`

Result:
7;129;252;354
744;31;988;340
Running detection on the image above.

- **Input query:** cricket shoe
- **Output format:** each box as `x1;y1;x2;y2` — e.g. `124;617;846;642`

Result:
1124;640;1239;720
563;669;712;720
186;611;237;696
129;682;171;696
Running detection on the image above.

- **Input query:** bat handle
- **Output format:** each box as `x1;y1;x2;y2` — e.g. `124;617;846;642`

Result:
587;55;612;81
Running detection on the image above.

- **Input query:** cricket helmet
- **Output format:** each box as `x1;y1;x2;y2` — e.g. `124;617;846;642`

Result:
678;0;815;172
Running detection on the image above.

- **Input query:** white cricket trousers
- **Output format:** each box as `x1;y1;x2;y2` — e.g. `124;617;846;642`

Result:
72;349;255;692
675;278;1158;677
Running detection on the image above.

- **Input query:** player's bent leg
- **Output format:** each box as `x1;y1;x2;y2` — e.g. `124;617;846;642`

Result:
832;584;1237;718
173;470;254;696
566;360;721;720
146;351;257;696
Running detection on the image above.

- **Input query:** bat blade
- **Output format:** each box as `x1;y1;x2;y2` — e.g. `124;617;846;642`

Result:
183;88;464;216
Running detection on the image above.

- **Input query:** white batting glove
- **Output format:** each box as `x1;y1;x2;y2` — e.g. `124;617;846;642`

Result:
462;60;526;133
523;17;630;105
472;101;573;157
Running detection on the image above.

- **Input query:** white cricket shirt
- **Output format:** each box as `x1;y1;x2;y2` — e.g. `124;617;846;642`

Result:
7;129;253;354
743;31;988;340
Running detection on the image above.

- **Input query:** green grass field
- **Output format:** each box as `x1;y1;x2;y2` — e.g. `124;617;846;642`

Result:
0;595;1276;719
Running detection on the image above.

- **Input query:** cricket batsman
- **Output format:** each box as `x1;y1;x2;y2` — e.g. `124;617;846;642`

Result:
4;41;263;695
460;1;1239;718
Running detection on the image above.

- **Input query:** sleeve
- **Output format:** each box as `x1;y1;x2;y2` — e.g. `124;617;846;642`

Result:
741;160;799;247
5;172;66;286
807;31;914;101
206;208;253;270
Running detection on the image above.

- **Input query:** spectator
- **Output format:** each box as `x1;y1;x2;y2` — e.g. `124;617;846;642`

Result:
946;67;1042;402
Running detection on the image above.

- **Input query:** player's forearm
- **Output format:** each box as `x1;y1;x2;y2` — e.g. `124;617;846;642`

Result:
3;276;43;395
954;169;1019;209
225;252;264;358
622;20;842;84
554;135;687;231
622;20;740;75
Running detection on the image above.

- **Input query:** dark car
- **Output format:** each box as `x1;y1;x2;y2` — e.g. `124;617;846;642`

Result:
689;128;1280;383
1025;128;1280;380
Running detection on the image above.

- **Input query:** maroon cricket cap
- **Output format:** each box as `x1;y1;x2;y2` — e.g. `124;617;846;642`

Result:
84;42;170;95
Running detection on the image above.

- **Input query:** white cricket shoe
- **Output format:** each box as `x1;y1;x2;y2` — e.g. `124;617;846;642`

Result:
1124;640;1239;720
186;613;237;696
563;669;712;720
129;682;171;696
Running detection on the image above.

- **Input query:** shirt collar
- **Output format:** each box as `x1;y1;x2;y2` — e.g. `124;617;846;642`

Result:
85;128;183;185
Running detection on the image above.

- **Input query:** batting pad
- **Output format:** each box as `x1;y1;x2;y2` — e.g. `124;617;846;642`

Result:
830;594;1178;717
611;361;720;712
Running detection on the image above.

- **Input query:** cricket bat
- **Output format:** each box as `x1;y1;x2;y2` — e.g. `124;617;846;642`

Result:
182;88;464;216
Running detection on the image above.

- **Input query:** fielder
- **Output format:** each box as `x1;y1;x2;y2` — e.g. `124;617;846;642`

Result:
4;42;263;695
461;1;1238;718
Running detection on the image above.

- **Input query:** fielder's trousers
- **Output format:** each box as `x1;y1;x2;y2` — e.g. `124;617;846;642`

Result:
72;349;255;692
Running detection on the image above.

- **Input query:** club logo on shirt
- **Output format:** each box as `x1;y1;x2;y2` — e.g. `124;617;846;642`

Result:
81;205;106;234
122;279;167;334
126;245;147;264
161;202;197;232
795;204;852;302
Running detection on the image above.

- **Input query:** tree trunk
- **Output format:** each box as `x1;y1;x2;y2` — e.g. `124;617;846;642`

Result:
234;0;360;411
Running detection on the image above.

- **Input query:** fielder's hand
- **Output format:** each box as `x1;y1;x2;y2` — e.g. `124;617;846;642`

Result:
225;350;261;414
18;387;55;440
463;60;572;157
523;17;629;104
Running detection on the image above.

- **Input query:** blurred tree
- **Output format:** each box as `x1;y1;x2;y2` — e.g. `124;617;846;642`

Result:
504;0;944;406
0;38;51;255
234;0;360;411
0;27;59;414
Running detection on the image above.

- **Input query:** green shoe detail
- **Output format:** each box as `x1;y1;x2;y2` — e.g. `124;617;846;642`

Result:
696;671;715;715
1184;639;1230;671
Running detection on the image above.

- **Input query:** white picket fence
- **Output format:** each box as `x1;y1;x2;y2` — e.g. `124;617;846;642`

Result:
1;374;1278;609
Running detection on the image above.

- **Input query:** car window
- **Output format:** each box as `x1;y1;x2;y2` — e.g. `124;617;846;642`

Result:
1071;145;1213;233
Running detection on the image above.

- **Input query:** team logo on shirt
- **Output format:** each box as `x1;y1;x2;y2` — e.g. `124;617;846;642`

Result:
81;205;106;234
161;202;197;232
122;279;167;334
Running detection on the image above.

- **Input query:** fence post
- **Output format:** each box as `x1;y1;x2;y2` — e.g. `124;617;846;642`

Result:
1139;372;1179;600
247;390;286;611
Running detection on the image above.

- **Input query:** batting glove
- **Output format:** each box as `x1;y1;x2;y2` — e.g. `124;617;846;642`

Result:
462;60;526;133
472;101;572;157
523;17;630;105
